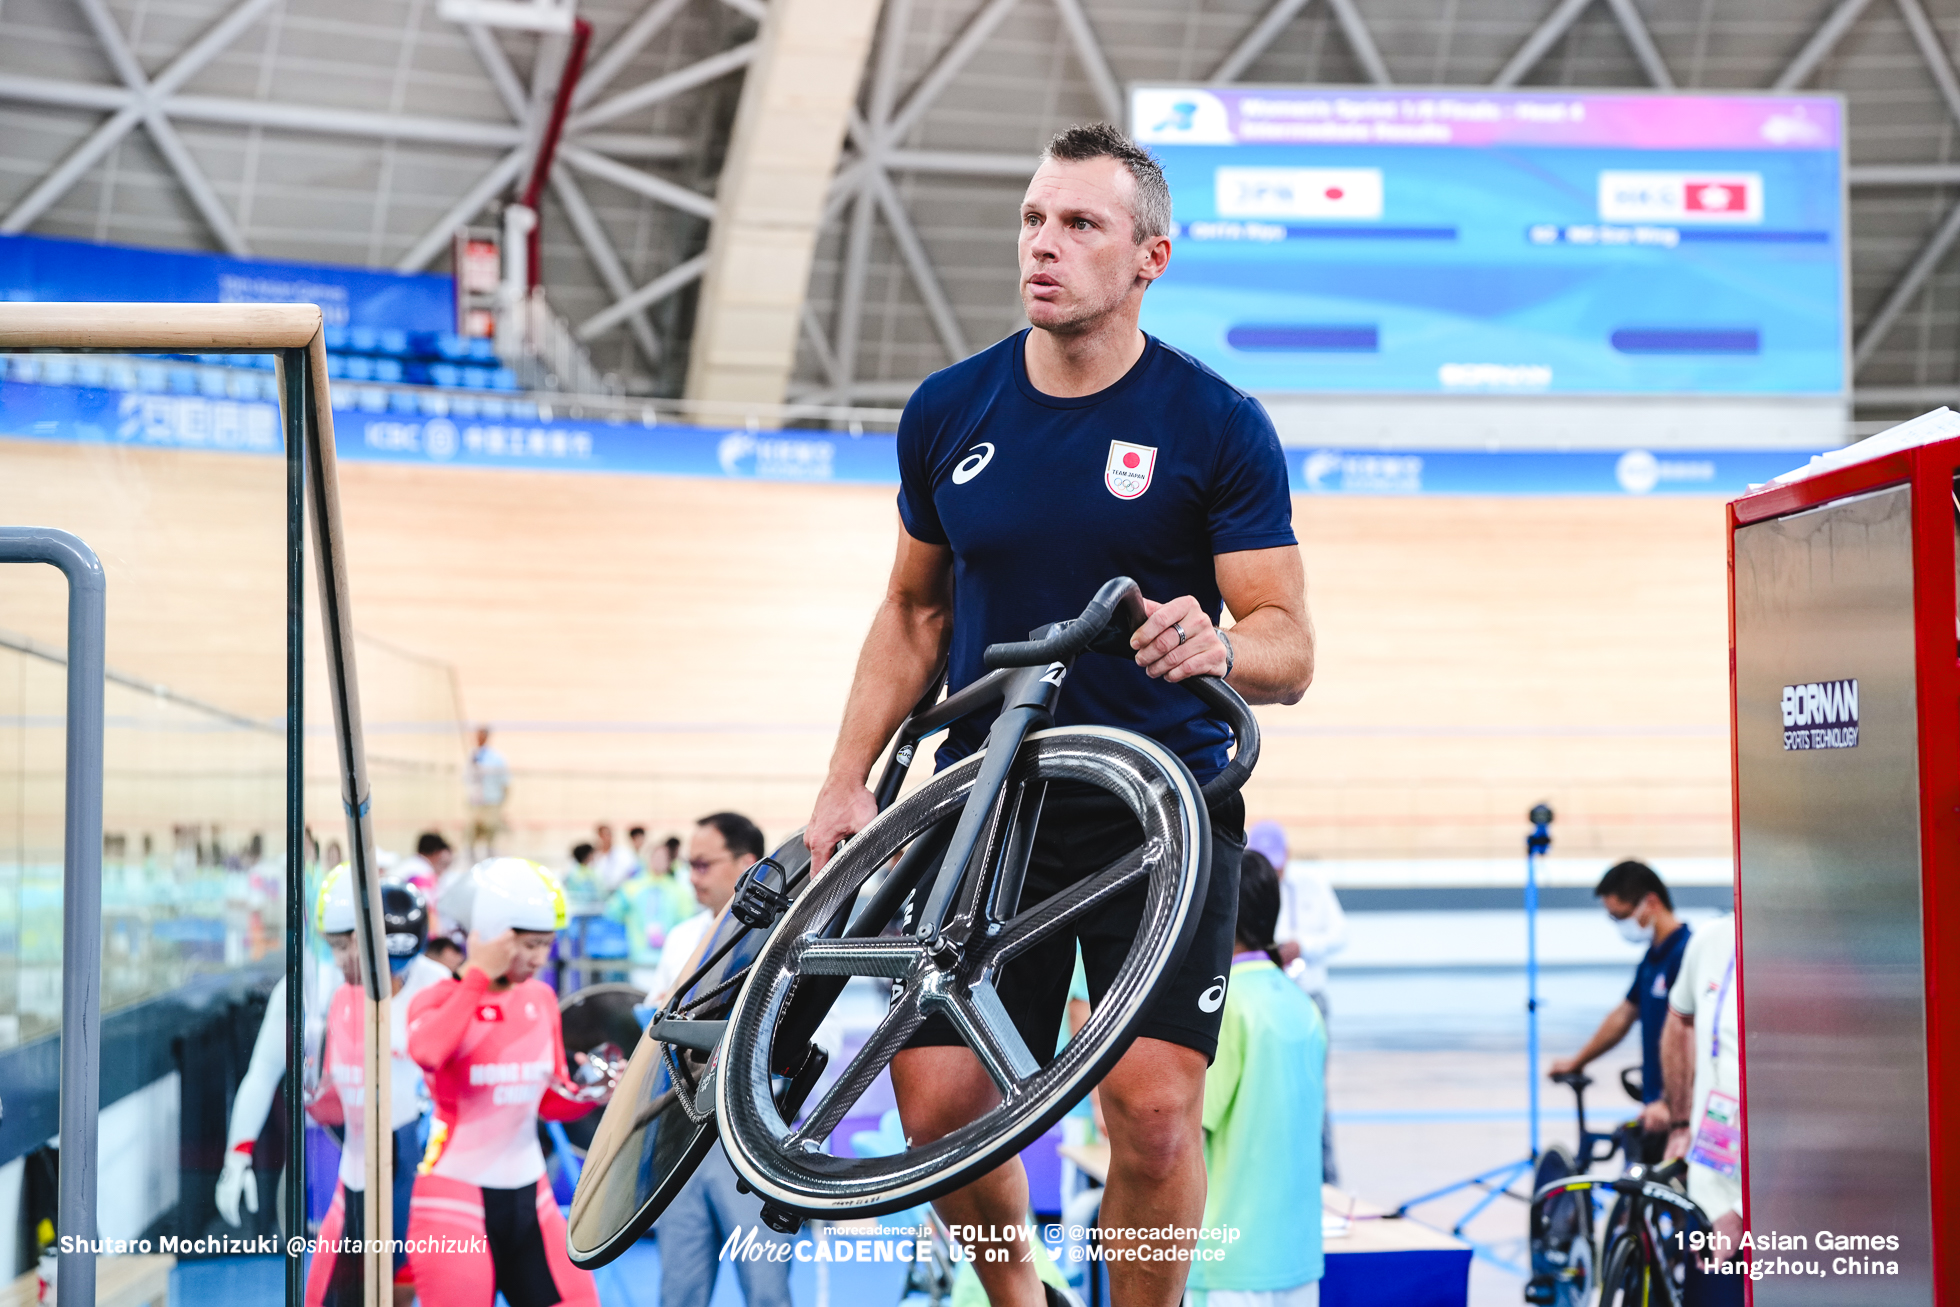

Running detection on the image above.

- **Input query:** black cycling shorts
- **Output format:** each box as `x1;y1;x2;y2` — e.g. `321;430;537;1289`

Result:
480;1181;565;1307
903;782;1245;1065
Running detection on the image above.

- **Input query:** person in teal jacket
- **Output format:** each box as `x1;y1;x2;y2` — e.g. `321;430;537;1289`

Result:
605;858;698;992
1188;849;1328;1307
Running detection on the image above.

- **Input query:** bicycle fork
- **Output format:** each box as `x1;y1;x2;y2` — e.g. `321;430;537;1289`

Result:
912;646;1072;955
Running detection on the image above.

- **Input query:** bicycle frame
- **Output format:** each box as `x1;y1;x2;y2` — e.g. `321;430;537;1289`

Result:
868;577;1257;945
1555;1072;1633;1177
575;575;1259;1246
654;576;1257;1061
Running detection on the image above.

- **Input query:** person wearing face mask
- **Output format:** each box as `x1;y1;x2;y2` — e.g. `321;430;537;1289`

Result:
1547;860;1690;1156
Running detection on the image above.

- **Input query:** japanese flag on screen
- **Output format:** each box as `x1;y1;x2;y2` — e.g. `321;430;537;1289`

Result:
1214;167;1383;220
1597;171;1762;223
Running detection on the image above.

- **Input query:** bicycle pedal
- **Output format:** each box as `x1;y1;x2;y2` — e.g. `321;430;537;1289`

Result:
730;860;791;928
759;1202;802;1234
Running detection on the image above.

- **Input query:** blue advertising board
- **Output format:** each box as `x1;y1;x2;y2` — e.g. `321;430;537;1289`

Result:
0;233;454;333
0;377;1814;495
1131;87;1846;397
0;379;903;483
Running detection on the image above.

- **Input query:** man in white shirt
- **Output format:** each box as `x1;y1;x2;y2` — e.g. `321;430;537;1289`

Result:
593;823;642;896
1664;913;1743;1305
647;811;763;1004
466;727;510;859
1249;820;1348;1186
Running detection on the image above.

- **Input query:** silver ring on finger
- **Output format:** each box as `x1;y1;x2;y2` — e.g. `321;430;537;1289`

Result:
1174;622;1189;646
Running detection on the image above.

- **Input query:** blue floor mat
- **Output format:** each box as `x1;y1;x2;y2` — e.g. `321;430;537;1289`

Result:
171;1255;284;1304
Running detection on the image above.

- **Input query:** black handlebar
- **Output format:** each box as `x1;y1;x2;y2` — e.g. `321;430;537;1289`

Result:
1186;676;1260;806
980;577;1260;805
981;576;1146;670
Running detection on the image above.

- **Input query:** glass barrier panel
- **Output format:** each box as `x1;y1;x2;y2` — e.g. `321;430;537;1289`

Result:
0;374;295;1304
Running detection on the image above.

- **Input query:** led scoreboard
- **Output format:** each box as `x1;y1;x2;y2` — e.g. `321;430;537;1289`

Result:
1131;87;1846;397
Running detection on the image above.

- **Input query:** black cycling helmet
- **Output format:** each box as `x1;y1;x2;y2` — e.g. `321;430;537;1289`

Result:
382;881;430;971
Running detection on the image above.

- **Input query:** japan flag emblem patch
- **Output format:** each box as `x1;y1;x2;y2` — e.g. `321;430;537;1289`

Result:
1105;441;1157;500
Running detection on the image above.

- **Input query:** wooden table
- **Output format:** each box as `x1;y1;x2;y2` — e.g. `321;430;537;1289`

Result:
2;1254;175;1307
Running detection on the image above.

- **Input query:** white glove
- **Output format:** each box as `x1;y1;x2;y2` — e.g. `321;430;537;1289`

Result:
215;1148;258;1227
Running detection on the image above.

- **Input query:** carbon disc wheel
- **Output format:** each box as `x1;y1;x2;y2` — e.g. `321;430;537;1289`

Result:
557;983;647;1153
565;836;811;1269
716;725;1210;1221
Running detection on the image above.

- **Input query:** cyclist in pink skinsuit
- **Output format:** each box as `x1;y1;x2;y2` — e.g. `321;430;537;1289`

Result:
305;874;449;1307
406;859;611;1307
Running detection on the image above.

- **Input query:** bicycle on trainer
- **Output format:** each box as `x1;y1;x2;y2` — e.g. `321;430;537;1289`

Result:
565;575;1258;1262
1527;1071;1707;1306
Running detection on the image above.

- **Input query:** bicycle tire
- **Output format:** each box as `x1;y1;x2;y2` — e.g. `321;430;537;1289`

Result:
716;726;1210;1220
1528;1146;1593;1307
565;839;811;1268
1595;1232;1651;1307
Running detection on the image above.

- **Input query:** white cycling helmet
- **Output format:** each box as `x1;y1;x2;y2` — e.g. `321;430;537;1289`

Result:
438;858;567;937
316;862;356;934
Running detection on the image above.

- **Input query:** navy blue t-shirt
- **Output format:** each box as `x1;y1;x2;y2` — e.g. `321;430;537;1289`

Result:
896;329;1296;781
1628;922;1692;1103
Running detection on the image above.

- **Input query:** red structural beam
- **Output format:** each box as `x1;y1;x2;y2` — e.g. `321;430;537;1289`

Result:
519;17;593;293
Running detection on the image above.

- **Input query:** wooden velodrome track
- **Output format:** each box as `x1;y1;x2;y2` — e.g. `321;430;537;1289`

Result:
0;435;1731;864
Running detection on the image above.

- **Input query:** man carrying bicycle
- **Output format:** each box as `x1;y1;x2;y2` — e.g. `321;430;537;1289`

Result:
805;121;1315;1307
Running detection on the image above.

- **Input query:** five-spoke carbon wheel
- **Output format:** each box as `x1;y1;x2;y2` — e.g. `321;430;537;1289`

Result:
715;725;1210;1220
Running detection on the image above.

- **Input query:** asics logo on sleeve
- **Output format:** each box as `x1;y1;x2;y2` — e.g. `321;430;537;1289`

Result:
950;443;996;484
1198;975;1227;1013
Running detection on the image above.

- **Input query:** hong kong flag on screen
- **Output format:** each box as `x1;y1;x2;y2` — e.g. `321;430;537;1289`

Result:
1684;179;1757;218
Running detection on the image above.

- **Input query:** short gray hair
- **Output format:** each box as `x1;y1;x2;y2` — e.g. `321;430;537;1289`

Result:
1039;122;1172;244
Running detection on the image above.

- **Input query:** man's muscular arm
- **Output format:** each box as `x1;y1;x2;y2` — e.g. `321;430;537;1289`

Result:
805;527;955;871
1129;545;1313;706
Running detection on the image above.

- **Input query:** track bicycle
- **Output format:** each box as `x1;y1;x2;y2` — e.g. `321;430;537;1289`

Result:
563;828;822;1267
1529;1158;1710;1307
565;576;1259;1263
1527;1071;1707;1306
1526;1069;1647;1304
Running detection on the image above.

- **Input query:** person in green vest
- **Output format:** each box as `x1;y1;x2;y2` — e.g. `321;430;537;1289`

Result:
605;840;699;993
1188;849;1328;1307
